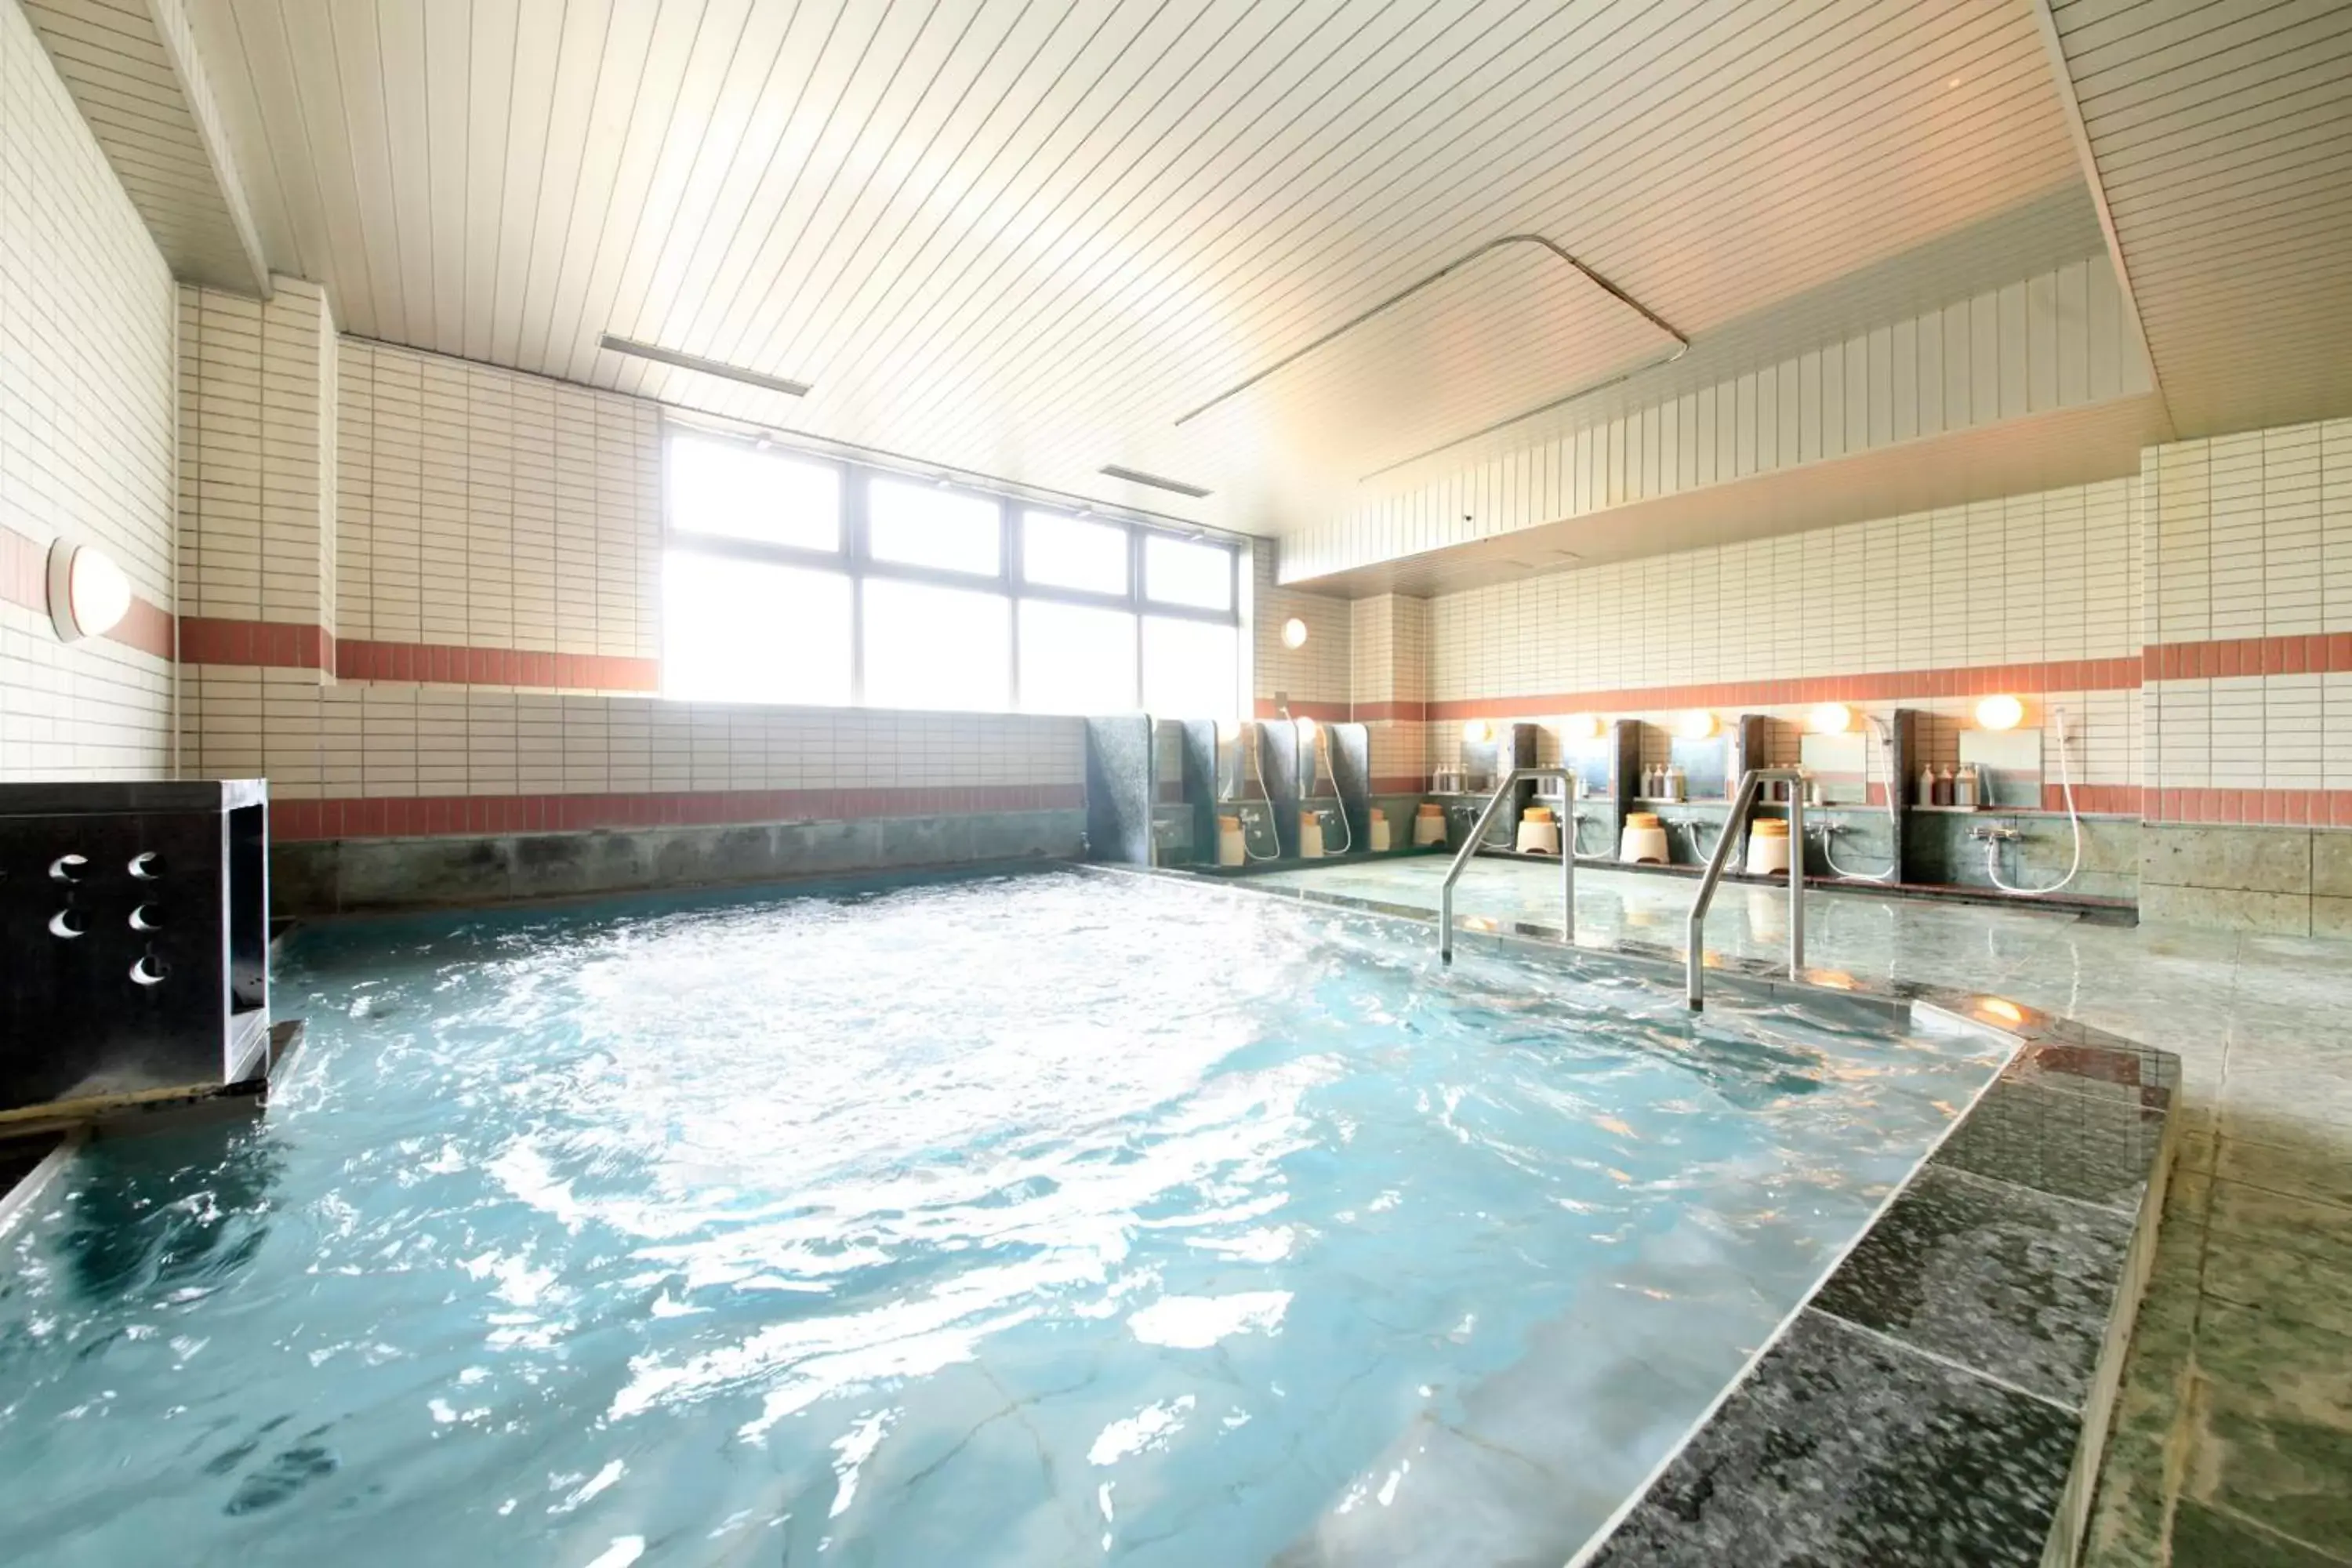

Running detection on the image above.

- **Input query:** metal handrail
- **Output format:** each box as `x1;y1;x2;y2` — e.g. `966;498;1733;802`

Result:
1439;766;1576;962
1687;767;1809;1010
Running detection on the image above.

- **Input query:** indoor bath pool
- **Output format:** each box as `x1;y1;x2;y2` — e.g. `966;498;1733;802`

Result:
0;869;2012;1566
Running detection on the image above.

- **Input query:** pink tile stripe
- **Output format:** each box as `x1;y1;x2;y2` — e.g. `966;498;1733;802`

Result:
178;615;661;691
2143;633;2352;681
2;522;173;658
2143;788;2352;828
336;638;660;691
271;785;1088;842
180;615;333;670
1423;655;2145;722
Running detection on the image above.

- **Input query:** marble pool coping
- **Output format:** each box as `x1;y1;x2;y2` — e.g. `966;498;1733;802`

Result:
1106;861;2181;1568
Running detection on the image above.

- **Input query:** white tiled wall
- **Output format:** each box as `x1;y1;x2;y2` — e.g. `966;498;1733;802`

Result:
177;281;334;630
337;340;662;659
1417;477;2146;793
1428;480;2142;698
2142;418;2352;797
1252;547;1350;709
0;0;176;780
179;666;1082;800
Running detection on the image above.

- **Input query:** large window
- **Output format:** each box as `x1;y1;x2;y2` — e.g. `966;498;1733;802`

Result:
661;429;1242;716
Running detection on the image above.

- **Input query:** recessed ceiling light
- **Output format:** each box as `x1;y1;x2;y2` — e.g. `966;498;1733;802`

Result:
1099;465;1210;498
1946;76;1962;89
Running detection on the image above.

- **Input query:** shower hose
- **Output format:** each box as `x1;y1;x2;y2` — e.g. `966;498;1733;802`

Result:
1984;706;2082;897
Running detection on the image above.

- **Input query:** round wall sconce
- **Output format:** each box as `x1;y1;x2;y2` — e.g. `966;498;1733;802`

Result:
46;536;132;643
1562;713;1604;742
1214;717;1239;744
1975;694;2026;731
1294;714;1318;740
1280;617;1308;649
1808;702;1854;735
1675;710;1719;741
1462;719;1493;743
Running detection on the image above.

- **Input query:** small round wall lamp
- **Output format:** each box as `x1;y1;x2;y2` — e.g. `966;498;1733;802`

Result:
1280;617;1308;649
47;537;132;643
1676;710;1719;741
1808;702;1853;735
1975;694;2026;731
1462;719;1494;743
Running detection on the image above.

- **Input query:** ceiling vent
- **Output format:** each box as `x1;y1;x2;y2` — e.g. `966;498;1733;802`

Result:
600;335;809;397
1098;465;1210;499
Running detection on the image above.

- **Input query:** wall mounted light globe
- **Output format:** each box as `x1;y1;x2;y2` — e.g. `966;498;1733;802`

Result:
1975;694;2026;731
46;537;132;643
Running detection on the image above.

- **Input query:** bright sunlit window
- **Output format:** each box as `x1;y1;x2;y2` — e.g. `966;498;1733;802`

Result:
1022;510;1128;595
662;428;1239;717
1145;535;1232;611
869;478;1000;575
864;579;1012;711
1142;615;1240;717
1020;601;1138;713
662;552;852;704
668;434;840;553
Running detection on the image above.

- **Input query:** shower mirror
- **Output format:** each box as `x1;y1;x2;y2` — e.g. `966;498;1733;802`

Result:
1668;733;1732;800
1959;728;2044;808
1798;732;1870;804
1568;735;1614;799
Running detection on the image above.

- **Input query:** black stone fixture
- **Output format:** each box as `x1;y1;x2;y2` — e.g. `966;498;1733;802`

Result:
1;779;270;1113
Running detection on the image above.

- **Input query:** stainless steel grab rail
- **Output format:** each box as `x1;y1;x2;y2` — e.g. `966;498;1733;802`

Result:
1439;767;1577;962
1687;767;1808;1010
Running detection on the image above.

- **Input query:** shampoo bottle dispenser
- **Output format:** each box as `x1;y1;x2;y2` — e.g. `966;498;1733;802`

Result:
1917;764;1936;807
1955;764;1980;808
1935;765;1955;806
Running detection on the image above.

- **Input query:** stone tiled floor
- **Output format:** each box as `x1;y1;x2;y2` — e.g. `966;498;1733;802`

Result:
1253;857;2352;1566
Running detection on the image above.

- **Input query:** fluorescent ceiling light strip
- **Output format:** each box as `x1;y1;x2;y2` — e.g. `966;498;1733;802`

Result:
601;334;811;397
1098;464;1212;498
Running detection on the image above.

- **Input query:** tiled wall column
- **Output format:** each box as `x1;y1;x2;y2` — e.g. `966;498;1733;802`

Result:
2135;418;2352;935
176;280;337;675
1349;593;1428;791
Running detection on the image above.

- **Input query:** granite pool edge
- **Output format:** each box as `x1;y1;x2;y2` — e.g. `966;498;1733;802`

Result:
1110;861;2180;1568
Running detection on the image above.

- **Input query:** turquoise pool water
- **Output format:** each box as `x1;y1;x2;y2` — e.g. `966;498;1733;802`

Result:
0;869;2008;1566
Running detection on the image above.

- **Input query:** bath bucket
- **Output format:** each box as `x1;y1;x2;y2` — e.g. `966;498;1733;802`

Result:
1298;811;1325;860
1368;809;1390;852
1217;813;1246;867
1412;803;1447;847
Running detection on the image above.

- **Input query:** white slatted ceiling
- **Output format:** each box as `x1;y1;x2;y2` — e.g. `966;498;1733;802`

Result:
20;0;260;290
180;0;2085;530
2050;0;2352;436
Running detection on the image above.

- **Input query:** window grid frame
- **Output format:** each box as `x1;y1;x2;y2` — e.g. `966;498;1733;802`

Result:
662;430;1241;716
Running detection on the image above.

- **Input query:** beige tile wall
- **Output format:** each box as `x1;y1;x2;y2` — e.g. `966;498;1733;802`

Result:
179;666;1081;802
2142;419;2352;800
178;332;1088;818
0;0;176;780
1417;477;2145;797
337;339;661;660
1252;548;1350;712
177;281;334;631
